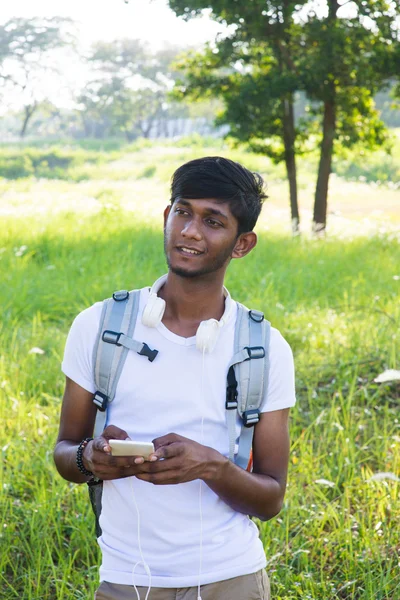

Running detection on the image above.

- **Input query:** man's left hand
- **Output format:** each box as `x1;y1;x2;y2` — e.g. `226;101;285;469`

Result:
134;433;225;485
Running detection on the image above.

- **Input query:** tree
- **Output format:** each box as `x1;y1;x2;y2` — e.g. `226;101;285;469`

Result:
169;0;400;234
0;17;75;137
170;1;310;235
77;40;186;140
298;0;400;233
174;39;308;234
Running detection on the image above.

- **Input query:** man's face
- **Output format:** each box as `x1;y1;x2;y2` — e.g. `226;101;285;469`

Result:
163;198;241;279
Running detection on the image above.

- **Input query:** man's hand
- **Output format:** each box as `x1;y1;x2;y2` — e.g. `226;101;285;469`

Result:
82;424;158;481
134;433;226;485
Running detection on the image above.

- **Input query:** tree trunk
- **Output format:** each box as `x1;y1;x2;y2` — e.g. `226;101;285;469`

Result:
313;0;339;236
20;103;36;138
124;128;133;142
143;117;154;138
312;97;336;236
282;95;300;236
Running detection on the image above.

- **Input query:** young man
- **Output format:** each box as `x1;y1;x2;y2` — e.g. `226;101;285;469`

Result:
54;156;296;600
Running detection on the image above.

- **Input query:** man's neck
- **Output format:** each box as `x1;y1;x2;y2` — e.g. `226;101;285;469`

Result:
158;271;227;334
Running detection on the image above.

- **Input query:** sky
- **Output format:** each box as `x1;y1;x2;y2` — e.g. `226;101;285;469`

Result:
0;0;224;50
0;0;227;109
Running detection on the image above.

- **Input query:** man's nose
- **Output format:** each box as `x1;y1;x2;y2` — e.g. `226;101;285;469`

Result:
181;218;202;240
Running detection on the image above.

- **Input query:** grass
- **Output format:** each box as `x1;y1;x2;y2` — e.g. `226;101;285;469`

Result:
1;139;399;599
1;131;399;235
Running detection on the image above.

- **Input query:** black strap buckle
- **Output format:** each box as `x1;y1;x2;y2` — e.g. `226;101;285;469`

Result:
112;290;129;302
245;346;265;359
226;386;238;410
102;330;122;346
249;310;264;323
138;343;158;363
243;409;260;428
93;391;108;412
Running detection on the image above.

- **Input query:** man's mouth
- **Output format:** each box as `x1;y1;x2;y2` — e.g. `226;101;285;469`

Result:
176;246;203;256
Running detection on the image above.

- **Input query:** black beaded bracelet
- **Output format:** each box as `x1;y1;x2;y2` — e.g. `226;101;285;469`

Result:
76;437;94;477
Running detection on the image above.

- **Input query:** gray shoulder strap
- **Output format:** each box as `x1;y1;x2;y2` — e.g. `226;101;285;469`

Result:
226;302;271;470
92;290;157;437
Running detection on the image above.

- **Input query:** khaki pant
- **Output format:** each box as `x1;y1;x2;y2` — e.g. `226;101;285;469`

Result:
95;569;270;600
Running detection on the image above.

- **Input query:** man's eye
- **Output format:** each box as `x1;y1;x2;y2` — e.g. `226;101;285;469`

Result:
175;208;187;215
207;219;221;227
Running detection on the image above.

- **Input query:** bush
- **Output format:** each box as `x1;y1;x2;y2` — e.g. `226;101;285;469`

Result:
333;153;400;185
332;131;400;186
0;154;34;179
0;147;108;180
174;133;226;149
138;165;157;178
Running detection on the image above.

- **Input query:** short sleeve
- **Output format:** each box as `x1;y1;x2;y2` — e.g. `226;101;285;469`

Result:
260;327;296;413
61;303;103;394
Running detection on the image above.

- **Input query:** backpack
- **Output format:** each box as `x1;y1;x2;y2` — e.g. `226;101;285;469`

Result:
88;288;271;537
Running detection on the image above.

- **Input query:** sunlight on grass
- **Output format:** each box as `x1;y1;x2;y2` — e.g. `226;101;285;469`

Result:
1;136;399;237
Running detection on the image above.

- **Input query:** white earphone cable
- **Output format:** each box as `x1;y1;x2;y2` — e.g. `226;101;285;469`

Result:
130;476;152;600
130;347;206;600
197;345;206;600
132;285;225;599
130;345;206;600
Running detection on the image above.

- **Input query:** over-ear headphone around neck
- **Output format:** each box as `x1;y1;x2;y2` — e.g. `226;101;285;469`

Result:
141;274;231;353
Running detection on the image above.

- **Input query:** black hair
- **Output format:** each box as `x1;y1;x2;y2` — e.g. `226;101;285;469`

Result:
170;156;267;235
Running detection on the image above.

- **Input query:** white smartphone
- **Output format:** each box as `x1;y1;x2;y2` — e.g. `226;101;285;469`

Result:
109;440;155;459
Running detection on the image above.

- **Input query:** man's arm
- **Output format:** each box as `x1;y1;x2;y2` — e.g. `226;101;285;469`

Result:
54;377;159;483
134;408;291;521
203;408;290;520
54;377;98;483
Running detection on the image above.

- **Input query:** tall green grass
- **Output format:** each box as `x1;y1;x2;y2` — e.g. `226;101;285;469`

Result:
1;145;399;599
2;215;399;599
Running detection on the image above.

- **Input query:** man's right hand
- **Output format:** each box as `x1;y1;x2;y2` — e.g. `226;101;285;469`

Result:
54;379;158;484
83;424;158;481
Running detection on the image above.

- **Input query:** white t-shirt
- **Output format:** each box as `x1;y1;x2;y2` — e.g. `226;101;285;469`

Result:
62;287;296;588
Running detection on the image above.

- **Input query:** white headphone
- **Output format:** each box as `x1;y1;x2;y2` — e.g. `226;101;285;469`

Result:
142;274;231;353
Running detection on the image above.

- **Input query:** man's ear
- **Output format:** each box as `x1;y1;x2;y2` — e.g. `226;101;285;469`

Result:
231;231;257;259
163;205;171;228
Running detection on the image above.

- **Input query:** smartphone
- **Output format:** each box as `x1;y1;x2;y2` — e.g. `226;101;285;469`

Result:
109;440;155;459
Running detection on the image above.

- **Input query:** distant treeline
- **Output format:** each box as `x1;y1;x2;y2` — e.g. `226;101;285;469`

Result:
1;88;398;143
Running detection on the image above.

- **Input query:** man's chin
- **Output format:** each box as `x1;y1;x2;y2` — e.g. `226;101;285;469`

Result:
169;265;206;278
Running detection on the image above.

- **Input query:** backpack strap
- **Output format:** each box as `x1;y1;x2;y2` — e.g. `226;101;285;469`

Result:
226;303;271;470
92;289;158;437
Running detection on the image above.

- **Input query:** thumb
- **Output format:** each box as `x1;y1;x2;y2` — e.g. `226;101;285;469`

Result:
97;424;130;453
102;424;130;441
92;435;112;454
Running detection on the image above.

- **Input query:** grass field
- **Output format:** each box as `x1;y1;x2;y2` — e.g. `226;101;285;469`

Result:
1;138;399;599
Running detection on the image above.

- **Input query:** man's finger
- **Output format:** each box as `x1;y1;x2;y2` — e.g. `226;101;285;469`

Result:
93;424;130;454
92;436;112;454
134;456;181;474
154;442;182;460
102;454;147;469
93;460;152;480
152;433;182;450
136;469;181;485
102;425;130;441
